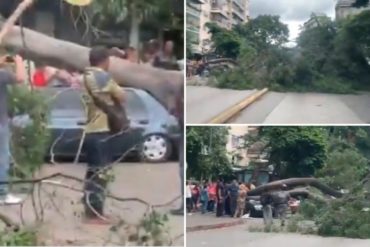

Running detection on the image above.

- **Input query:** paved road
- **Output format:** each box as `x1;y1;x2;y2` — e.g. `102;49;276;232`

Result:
188;224;370;247
1;162;183;246
233;92;370;124
187;212;253;229
186;86;256;123
186;86;370;124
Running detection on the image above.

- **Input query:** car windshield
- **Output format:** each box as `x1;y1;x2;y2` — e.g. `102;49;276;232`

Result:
45;88;148;119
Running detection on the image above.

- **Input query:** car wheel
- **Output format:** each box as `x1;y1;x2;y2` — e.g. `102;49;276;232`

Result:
142;134;172;163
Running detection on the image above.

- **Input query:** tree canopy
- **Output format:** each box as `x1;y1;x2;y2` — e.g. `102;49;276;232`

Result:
208;11;370;93
259;127;328;178
186;126;232;181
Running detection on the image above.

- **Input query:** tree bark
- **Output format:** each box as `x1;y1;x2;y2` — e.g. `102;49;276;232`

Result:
247;178;343;198
247;188;329;203
1;23;183;109
0;0;33;44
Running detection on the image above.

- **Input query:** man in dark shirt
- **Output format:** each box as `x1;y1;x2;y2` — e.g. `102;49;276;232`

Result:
271;184;291;226
228;179;239;216
216;180;226;217
82;46;124;224
0;66;22;204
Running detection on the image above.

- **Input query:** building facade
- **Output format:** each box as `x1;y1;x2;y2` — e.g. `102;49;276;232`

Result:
226;126;263;167
187;0;204;51
188;0;250;53
336;0;370;20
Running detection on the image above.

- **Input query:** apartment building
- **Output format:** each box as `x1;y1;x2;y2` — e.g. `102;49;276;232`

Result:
336;0;370;20
226;126;264;167
188;0;250;53
187;0;204;51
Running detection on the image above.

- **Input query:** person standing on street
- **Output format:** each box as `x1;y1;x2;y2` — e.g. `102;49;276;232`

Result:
0;53;25;205
207;181;217;212
271;184;291;227
216;180;226;217
228;179;239;216
82;46;125;224
160;40;177;63
186;181;193;213
200;183;209;214
191;182;200;212
234;183;248;218
261;188;273;227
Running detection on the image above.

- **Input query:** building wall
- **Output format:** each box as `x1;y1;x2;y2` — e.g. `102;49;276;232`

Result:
187;0;203;52
336;0;370;20
195;0;250;53
199;0;212;52
226;126;250;167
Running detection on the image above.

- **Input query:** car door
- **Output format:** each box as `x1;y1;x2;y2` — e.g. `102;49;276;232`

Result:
48;88;85;157
108;89;147;157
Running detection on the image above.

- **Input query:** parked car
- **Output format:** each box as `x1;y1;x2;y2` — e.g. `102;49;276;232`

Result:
41;87;180;163
246;197;301;218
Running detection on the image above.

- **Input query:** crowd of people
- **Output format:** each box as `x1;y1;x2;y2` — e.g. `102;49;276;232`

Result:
186;59;208;78
187;179;297;227
186;179;256;218
0;39;181;90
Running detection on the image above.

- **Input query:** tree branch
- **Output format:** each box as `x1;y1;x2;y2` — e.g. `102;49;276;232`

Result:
247;177;343;198
0;0;34;44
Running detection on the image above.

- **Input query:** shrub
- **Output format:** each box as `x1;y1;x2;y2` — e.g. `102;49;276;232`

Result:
8;85;50;177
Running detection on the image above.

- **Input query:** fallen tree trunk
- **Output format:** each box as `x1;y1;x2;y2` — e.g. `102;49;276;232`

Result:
247;178;343;198
247;188;329;203
1;23;183;109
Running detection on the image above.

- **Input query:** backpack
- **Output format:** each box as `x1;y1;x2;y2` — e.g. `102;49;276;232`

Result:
84;70;130;134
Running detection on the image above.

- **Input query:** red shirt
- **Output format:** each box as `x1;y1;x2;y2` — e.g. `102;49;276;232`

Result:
32;69;47;87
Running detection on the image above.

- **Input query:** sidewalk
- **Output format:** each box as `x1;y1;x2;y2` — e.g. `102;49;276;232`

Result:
187;212;248;232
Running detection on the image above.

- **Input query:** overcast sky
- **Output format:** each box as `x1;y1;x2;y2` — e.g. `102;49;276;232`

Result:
249;0;337;44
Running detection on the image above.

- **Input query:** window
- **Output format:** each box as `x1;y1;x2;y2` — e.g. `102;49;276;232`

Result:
231;135;238;149
124;90;148;119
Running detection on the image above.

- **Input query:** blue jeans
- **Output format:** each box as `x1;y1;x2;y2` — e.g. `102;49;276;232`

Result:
201;200;208;214
0;123;10;195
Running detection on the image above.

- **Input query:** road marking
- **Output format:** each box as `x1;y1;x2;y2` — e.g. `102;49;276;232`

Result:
207;88;269;124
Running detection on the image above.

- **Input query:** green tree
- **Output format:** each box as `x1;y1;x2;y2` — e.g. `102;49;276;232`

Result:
297;16;336;74
235;15;289;50
211;15;291;89
206;22;242;59
186;126;232;180
92;0;175;48
353;0;369;7
260;127;328;178
317;148;369;189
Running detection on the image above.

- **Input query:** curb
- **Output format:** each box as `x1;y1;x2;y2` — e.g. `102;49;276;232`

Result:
207;88;269;124
187;219;246;233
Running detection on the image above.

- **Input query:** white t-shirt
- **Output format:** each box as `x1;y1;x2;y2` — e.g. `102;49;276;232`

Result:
186;185;192;198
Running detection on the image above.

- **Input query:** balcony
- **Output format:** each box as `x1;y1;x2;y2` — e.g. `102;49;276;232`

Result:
232;0;245;9
232;11;244;23
211;1;229;19
232;4;245;20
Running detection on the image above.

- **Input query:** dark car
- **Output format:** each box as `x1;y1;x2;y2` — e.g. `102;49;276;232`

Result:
42;87;180;162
